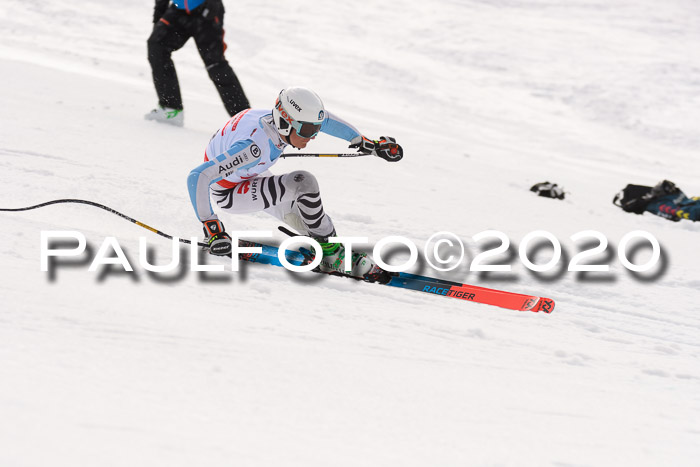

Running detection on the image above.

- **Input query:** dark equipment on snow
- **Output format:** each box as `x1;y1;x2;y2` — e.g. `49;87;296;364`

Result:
613;184;656;214
530;182;565;200
613;180;700;222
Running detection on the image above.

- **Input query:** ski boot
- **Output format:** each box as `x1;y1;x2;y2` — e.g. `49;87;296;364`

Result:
317;242;394;284
144;105;184;127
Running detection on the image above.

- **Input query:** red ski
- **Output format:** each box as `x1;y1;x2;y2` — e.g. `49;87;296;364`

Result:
395;273;555;313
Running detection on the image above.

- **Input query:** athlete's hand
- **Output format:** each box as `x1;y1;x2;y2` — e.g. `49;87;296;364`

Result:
203;219;232;256
350;136;403;162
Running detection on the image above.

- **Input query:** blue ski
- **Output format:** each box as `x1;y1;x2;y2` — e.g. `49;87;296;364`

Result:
236;240;555;313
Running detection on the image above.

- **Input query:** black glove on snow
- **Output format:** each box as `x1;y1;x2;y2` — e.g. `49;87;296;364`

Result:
203;219;232;256
350;136;403;162
530;182;565;200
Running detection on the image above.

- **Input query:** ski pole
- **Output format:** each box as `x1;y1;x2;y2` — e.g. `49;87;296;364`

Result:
280;153;370;158
0;199;208;248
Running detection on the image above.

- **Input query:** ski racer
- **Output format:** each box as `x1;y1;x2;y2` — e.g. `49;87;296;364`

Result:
187;87;403;281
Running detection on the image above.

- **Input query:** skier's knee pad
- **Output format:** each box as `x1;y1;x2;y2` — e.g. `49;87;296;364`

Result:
287;171;320;197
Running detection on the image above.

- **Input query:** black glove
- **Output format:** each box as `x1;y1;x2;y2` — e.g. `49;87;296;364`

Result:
530;182;565;200
350;136;403;162
203;219;232;255
153;0;169;23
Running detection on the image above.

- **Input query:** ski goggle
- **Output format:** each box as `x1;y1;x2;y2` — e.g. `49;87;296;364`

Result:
291;120;322;138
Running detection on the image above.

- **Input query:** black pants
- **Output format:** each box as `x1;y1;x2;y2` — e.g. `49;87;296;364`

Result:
147;1;249;116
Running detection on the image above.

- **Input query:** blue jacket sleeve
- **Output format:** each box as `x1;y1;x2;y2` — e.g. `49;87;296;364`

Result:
320;110;362;142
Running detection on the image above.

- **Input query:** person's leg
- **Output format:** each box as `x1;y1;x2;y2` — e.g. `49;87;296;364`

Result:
193;3;250;116
147;6;191;110
211;172;388;281
210;171;335;238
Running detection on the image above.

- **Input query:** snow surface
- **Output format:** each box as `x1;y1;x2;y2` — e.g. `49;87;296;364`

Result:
1;0;699;466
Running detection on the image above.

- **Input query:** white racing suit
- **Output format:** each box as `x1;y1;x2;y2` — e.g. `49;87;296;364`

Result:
187;108;362;238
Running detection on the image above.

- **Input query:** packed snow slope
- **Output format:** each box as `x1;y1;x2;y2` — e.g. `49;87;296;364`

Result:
1;1;699;466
